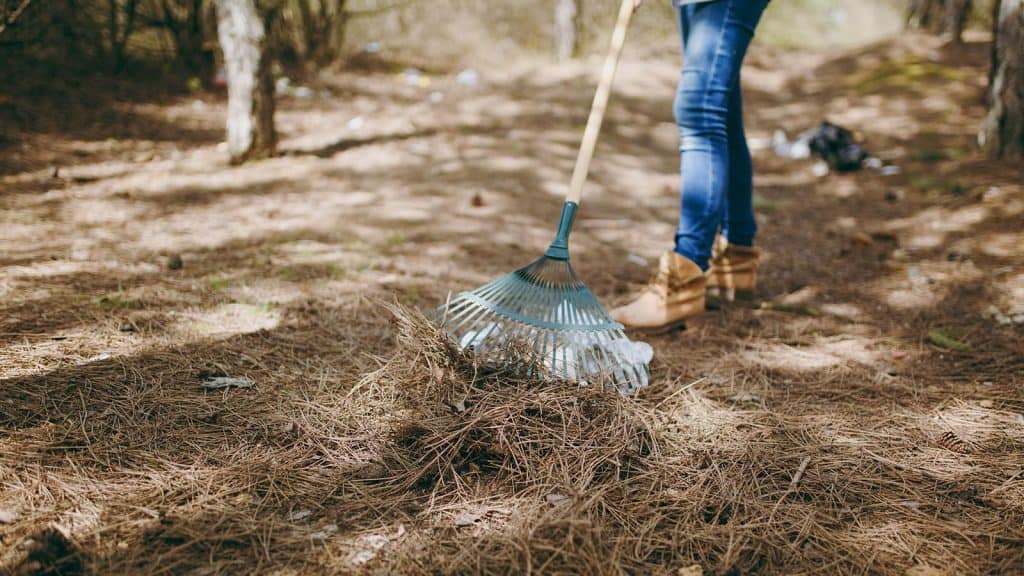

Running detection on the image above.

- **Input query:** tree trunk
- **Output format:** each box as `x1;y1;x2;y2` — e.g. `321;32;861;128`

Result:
554;0;579;62
980;0;1023;158
215;0;275;164
942;0;971;43
907;0;945;32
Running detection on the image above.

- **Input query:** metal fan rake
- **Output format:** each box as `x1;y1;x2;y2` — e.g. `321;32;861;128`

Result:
428;0;649;393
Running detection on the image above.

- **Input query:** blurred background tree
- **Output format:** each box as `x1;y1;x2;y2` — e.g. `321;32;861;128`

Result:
979;0;1022;157
0;0;1019;162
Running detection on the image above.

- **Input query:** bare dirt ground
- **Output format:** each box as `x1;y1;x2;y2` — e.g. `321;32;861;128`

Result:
1;32;1022;575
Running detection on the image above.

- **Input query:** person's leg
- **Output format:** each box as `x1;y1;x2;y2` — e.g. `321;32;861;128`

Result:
673;0;768;270
720;75;756;247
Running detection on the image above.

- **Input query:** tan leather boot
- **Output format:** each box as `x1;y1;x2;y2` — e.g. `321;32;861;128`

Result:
611;251;706;333
706;236;760;302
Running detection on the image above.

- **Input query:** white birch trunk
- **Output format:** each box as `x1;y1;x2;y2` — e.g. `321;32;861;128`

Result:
216;0;275;164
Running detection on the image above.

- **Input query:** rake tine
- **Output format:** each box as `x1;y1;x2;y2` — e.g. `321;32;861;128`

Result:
445;276;518;341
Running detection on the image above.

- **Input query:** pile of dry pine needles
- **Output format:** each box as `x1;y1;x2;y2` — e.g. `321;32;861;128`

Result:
1;305;1022;575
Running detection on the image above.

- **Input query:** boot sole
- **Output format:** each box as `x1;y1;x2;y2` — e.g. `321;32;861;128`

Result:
618;302;705;335
626;318;689;335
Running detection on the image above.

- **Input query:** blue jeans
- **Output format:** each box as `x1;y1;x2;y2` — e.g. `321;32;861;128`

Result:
672;0;769;270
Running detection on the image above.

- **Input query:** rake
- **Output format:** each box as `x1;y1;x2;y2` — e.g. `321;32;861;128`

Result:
429;0;649;393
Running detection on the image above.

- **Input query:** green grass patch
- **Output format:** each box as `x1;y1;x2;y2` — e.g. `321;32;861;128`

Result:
94;284;145;310
910;148;968;164
276;263;347;281
910;176;969;196
383;233;406;249
847;60;968;95
206;276;229;291
911;149;947;164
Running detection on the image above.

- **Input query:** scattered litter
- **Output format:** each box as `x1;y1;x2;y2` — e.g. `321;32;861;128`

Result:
808;121;869;171
294;86;314;99
201;376;255;390
289;509;312;522
626;253;649;266
350;549;375;566
545;493;570;506
982;304;1023;325
309;523;338;540
454;512;479;527
402;68;431;88
275;77;291;95
348;526;404;566
455;318;652;394
84;353;112;363
811;161;830;177
455;68;481;87
0;508;17;523
167;253;183;270
982;186;1003;201
346;116;365;131
774;122;872;172
879;165;902;176
470;191;484;207
906;266;930;287
458;322;497;350
191;99;206;111
771;129;811;159
363;42;383;54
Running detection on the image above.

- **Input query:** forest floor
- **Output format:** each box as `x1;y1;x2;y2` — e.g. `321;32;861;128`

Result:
1;32;1022;575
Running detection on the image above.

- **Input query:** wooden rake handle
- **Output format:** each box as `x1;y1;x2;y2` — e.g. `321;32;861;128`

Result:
566;0;636;205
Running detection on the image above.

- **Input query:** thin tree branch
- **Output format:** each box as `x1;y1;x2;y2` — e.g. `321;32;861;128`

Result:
0;0;34;36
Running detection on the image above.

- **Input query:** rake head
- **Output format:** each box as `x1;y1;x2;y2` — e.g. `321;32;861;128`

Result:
429;202;650;394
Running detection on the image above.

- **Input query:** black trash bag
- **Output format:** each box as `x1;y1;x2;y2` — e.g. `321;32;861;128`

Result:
807;121;869;172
